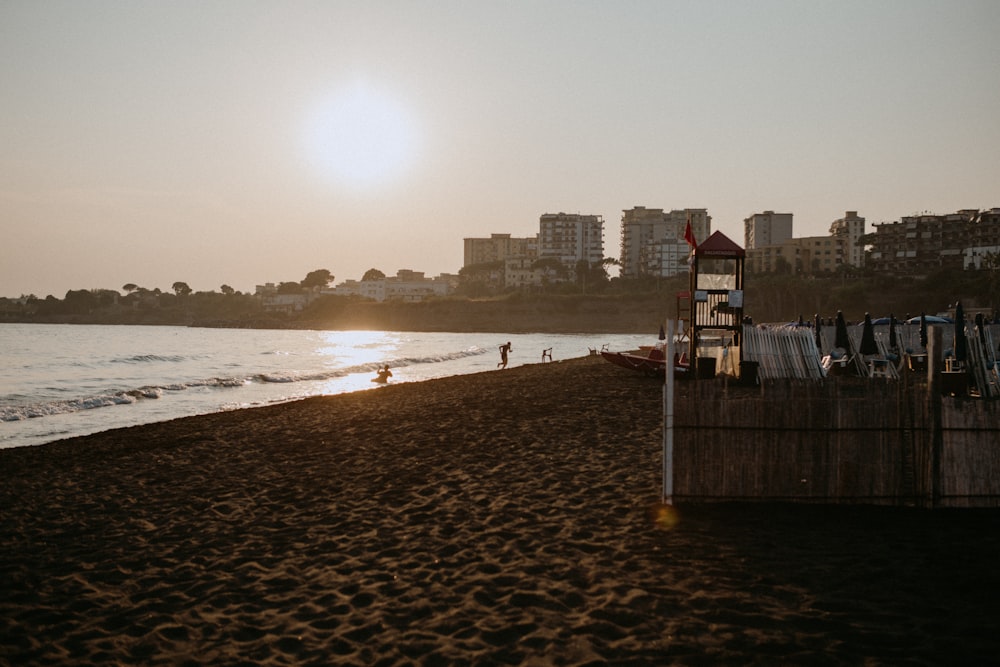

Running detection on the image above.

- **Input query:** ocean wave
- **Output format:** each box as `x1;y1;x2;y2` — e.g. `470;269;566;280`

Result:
187;377;247;388
0;379;242;422
1;346;489;423
2;392;140;421
258;373;299;383
256;347;490;384
111;354;187;364
401;346;488;365
127;387;163;399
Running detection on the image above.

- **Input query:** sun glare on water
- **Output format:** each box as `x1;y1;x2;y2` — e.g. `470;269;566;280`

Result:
303;81;421;191
315;331;402;393
317;330;398;367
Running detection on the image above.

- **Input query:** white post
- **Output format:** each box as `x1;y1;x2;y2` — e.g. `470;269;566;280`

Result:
663;319;675;505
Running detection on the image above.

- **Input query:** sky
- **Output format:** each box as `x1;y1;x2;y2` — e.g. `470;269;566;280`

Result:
2;0;999;298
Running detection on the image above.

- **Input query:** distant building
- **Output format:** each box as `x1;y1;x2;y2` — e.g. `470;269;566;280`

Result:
747;235;846;274
463;233;537;268
744;242;791;274
538;212;604;274
331;279;384;301
255;282;314;313
963;208;1000;270
744;211;793;250
384;269;454;302
255;282;315;313
619;207;711;278
745;212;854;274
867;209;998;274
829;210;866;268
461;214;603;289
797;235;846;273
503;256;553;289
332;270;456;302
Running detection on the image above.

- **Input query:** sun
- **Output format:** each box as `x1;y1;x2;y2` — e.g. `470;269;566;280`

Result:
303;81;421;191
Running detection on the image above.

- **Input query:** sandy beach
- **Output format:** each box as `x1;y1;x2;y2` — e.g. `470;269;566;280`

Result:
2;355;999;665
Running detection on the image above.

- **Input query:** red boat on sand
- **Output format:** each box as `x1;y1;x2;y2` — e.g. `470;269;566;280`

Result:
601;345;690;379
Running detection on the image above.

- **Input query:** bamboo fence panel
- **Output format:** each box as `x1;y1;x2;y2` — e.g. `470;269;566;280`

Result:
940;398;1000;506
670;378;1000;506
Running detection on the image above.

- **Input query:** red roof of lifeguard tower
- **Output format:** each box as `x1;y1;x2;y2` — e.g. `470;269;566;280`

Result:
695;231;745;258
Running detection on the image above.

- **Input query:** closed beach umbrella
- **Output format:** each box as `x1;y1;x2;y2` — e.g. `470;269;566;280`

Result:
860;312;879;355
834;311;850;351
954;301;967;362
659;324;666;340
814;313;822;352
919;313;928;349
889;313;898;353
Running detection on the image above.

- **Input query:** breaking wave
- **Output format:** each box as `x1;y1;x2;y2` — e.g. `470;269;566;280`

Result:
1;346;488;423
111;354;188;364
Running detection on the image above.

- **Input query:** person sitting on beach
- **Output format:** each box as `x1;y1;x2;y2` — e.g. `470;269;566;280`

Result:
498;342;512;369
542;348;552;362
373;365;392;383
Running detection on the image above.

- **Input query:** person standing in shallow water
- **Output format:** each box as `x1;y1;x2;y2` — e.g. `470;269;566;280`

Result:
497;342;512;369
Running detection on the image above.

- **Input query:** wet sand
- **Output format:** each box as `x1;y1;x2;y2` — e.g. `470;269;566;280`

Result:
2;356;999;665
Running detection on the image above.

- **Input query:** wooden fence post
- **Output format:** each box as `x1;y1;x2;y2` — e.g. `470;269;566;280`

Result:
663;320;675;505
928;326;943;508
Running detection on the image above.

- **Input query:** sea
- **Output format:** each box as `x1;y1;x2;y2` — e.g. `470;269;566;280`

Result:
1;323;651;450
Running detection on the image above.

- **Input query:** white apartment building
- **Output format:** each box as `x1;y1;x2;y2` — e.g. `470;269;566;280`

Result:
330;279;385;301
744;211;793;250
383;270;453;302
331;270;455;302
619;207;711;278
538;212;604;273
828;211;866;268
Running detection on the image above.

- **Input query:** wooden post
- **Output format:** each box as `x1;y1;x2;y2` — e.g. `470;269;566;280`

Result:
928;326;942;508
663;319;675;505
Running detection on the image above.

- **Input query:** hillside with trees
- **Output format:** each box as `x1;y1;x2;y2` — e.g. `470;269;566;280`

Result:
2;266;998;332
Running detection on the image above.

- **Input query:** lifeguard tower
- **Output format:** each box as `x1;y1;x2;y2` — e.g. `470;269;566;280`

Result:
677;231;745;378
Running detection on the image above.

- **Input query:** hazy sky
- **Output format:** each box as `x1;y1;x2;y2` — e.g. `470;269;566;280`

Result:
2;1;999;298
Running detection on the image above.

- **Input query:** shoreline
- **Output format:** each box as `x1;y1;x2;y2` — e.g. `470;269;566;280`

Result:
2;327;652;451
2;356;999;664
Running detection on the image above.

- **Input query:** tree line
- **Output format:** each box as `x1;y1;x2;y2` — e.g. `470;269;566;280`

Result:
2;263;998;328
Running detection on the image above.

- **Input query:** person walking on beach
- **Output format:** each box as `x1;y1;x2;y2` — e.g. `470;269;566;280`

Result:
498;341;512;369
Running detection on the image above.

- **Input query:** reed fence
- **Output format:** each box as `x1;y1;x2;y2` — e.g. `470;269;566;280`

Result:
670;377;1000;507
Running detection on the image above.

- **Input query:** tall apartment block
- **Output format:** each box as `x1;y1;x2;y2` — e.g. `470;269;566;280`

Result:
828;211;866;268
619;207;711;278
744;211;793;250
538;213;604;270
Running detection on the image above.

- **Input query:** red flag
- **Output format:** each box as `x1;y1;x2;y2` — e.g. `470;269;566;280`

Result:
684;220;696;248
